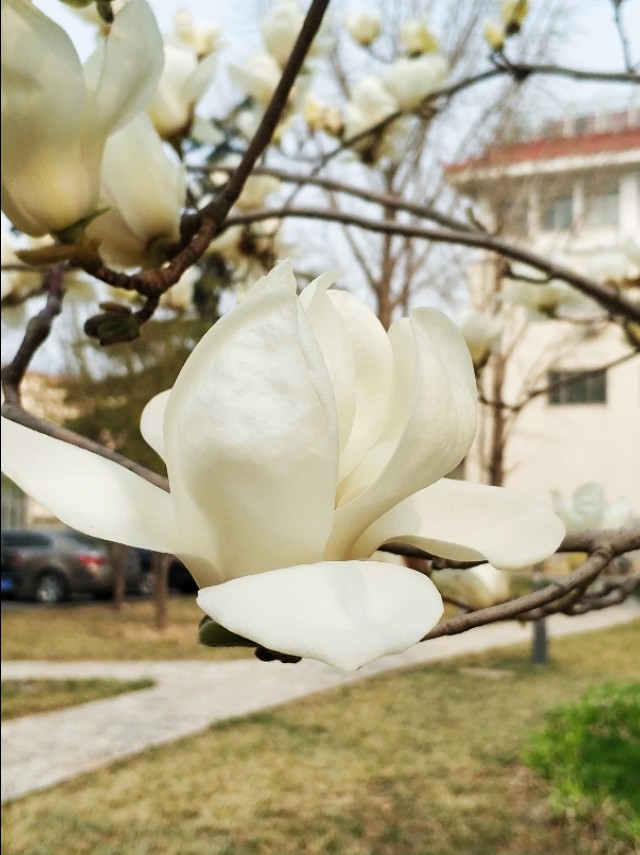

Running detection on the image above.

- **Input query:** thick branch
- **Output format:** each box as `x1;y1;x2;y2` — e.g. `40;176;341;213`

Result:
225;207;640;321
1;265;64;407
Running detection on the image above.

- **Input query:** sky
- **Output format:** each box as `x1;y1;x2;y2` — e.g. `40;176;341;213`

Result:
3;0;639;373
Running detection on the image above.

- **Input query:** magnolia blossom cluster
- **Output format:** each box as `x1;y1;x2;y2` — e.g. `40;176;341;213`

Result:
1;1;221;275
229;0;317;140
1;261;565;670
552;483;634;533
505;260;597;320
455;309;505;371
303;12;447;163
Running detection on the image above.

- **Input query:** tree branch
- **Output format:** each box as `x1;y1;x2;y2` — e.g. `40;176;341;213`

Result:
225;207;640;321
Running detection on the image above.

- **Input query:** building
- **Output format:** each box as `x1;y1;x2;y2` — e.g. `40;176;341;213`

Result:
446;107;640;514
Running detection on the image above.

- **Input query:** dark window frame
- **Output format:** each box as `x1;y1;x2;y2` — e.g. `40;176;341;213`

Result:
547;369;607;405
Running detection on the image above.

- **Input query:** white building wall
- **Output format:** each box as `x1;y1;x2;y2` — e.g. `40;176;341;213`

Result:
455;133;640;515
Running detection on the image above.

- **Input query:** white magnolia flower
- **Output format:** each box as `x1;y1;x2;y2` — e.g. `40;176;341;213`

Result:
262;0;304;67
400;19;440;55
552;483;634;532
172;9;222;59
505;263;595;319
229;51;283;106
456;309;504;369
381;55;448;112
344;76;399;153
86;114;186;269
303;95;343;136
587;240;640;288
146;40;217;140
1;0;163;237
344;12;381;47
1;261;564;670
431;564;511;609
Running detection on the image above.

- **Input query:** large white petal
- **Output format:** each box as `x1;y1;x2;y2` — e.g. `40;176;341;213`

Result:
197;560;444;670
328;309;477;557
246;257;298;298
300;274;356;454
0;418;179;554
327;289;393;488
84;0;164;139
163;286;339;576
140;389;171;461
353;478;566;570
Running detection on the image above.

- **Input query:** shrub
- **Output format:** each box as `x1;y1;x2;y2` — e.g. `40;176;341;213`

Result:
524;682;640;847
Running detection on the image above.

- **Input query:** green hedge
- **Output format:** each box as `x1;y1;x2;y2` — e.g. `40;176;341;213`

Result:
524;682;640;845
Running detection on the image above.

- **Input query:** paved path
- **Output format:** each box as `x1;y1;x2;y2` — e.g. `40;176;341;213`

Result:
2;603;639;803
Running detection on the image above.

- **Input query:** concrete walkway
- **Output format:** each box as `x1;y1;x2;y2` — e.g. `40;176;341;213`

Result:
2;602;639;803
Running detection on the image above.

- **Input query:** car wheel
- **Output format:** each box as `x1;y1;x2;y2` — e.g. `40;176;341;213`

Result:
34;571;67;604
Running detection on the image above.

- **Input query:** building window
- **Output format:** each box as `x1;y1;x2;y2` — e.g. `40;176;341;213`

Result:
496;199;528;235
547;369;607;405
542;195;573;231
584;187;619;227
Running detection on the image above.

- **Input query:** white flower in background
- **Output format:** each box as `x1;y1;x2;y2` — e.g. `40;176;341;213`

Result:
505;262;595;319
456;308;504;369
381;56;448;111
172;8;222;59
262;0;304;68
303;95;343;136
344;76;398;137
344;11;381;47
1;261;564;670
587;240;640;288
146;40;218;139
400;19;440;55
552;483;634;532
1;0;163;237
229;51;283;107
86;114;186;269
483;20;505;51
431;564;511;609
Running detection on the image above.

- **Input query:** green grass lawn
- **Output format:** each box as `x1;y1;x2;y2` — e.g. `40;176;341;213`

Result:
1;677;154;720
2;620;639;855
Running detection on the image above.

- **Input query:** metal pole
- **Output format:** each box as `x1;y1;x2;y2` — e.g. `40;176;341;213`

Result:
531;564;548;665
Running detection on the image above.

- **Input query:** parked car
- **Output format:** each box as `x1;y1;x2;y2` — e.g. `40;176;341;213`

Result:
1;528;143;604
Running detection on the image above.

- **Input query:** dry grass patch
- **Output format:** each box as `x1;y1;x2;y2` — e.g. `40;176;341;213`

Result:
1;678;154;720
3;620;639;855
1;598;253;661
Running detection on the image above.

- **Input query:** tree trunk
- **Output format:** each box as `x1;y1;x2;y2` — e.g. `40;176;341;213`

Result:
109;542;127;611
152;552;170;631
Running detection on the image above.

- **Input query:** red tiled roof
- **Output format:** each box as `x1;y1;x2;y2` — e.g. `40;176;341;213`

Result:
447;127;640;174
